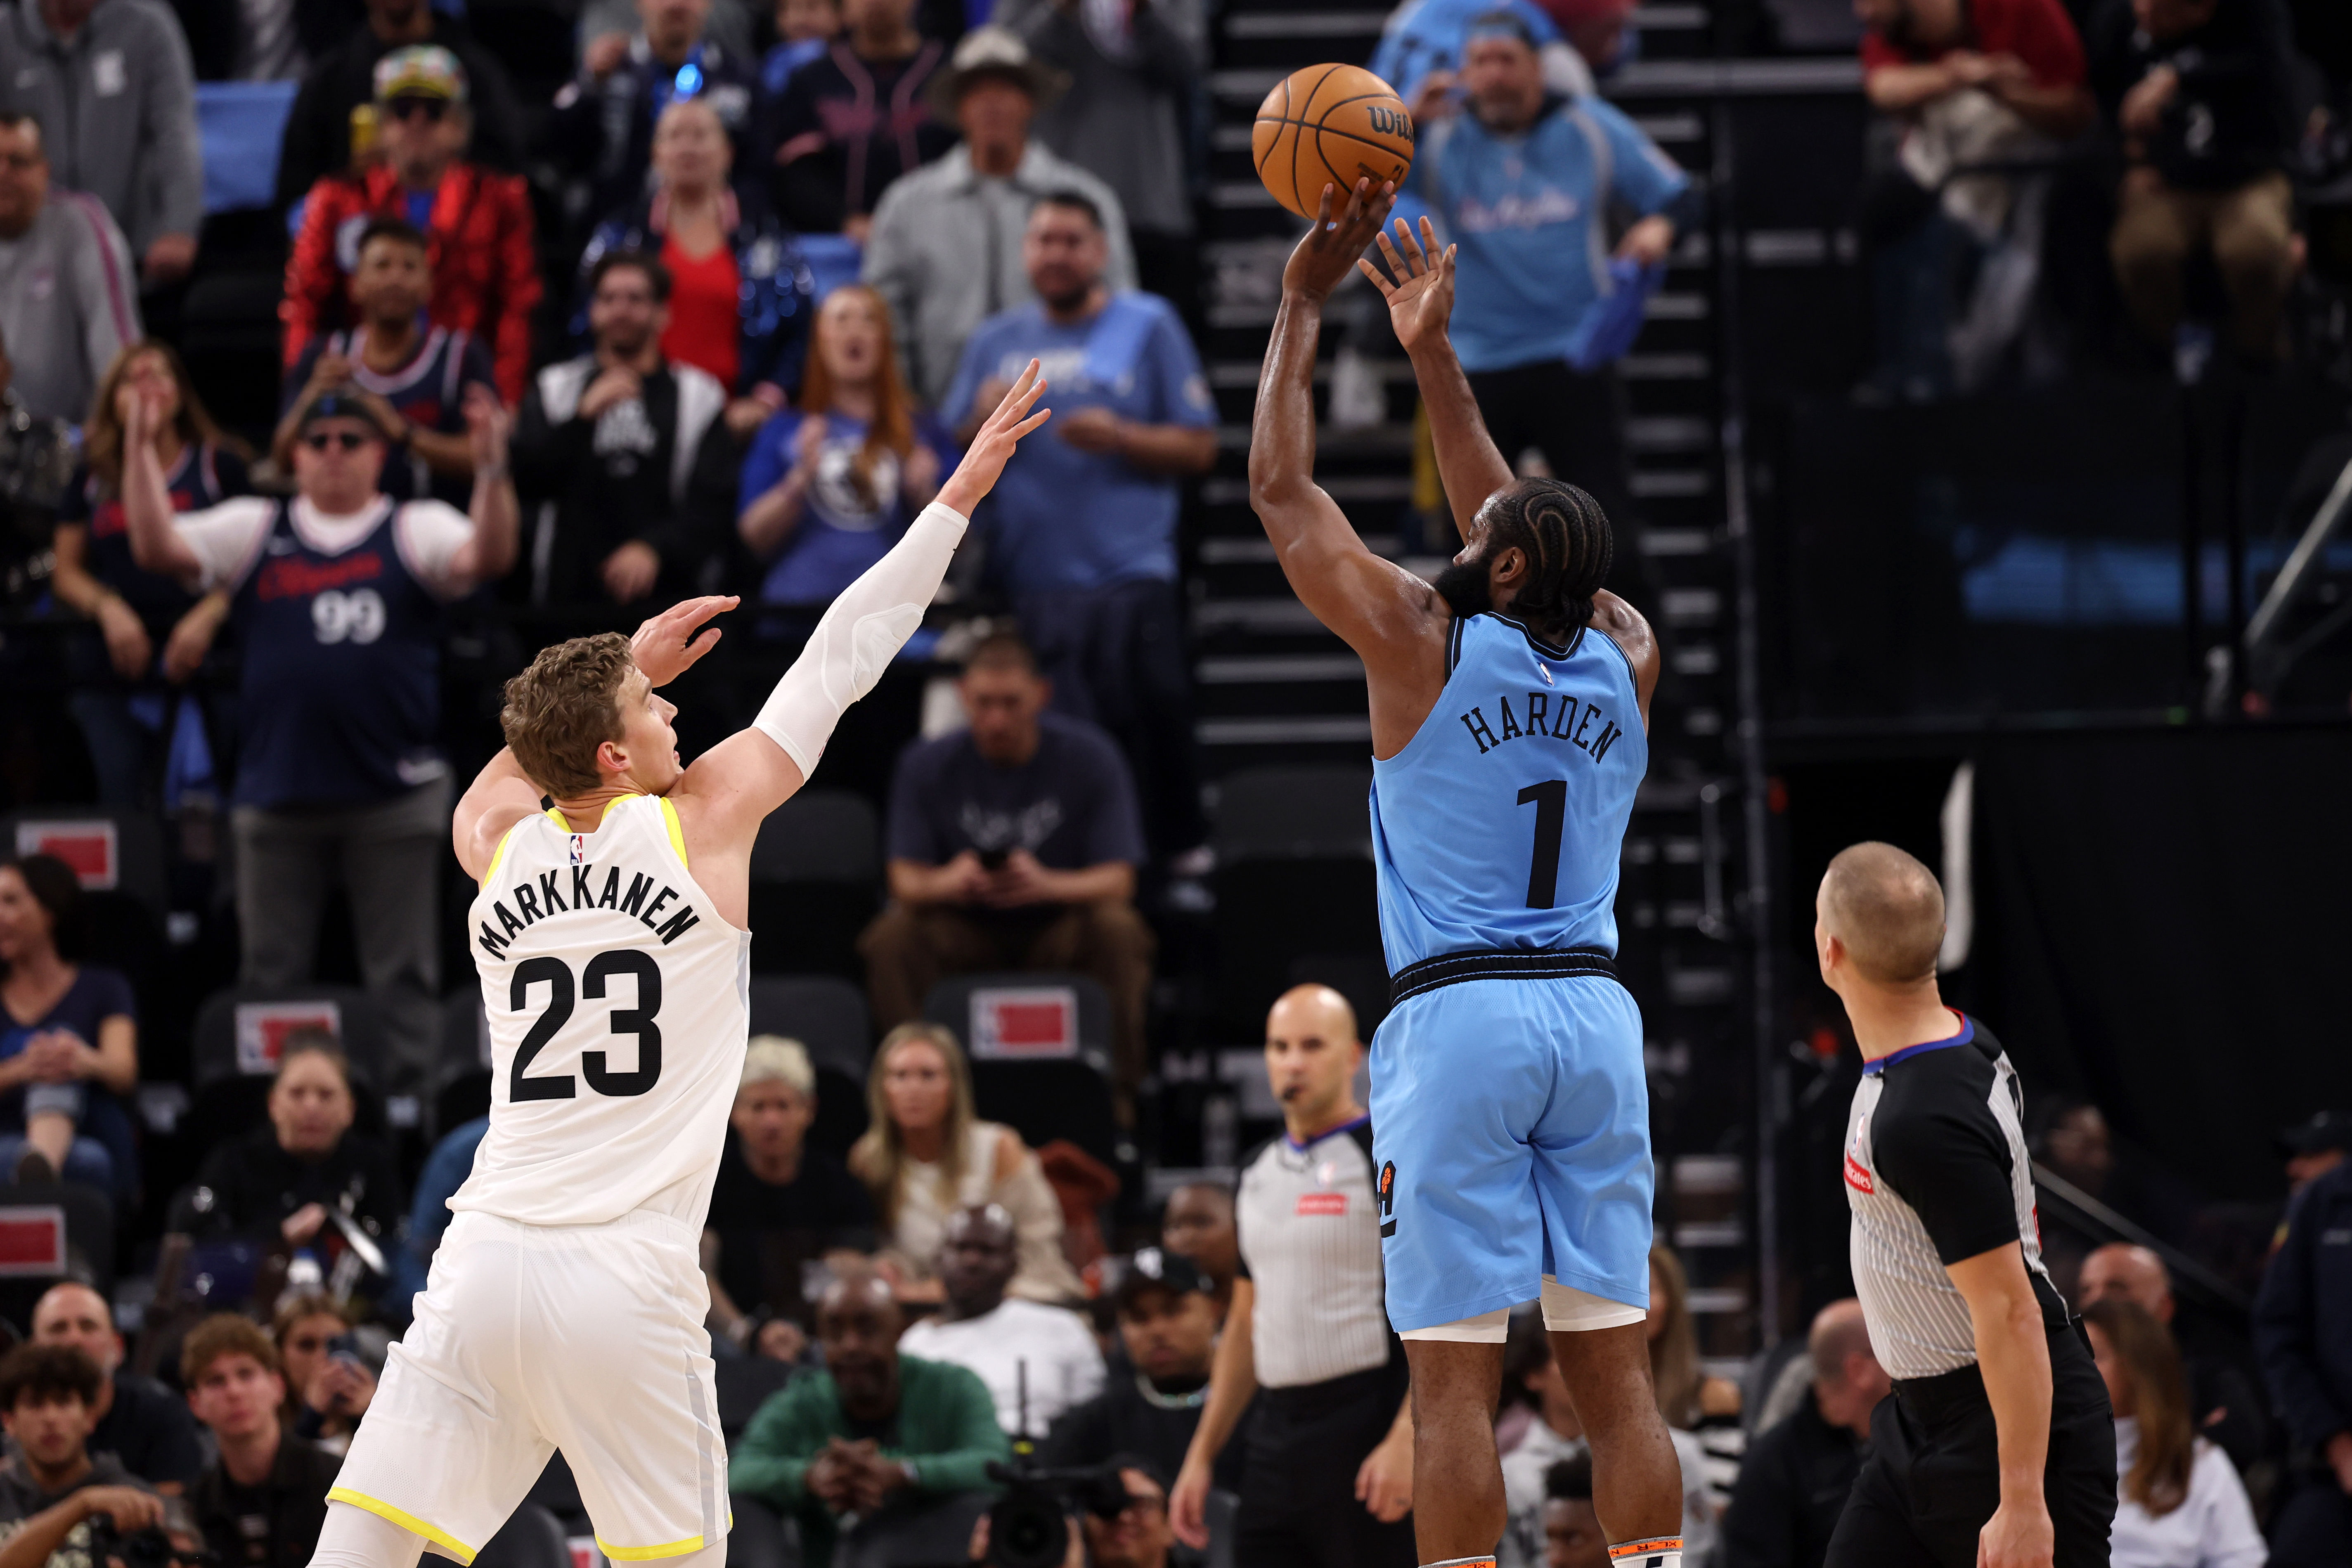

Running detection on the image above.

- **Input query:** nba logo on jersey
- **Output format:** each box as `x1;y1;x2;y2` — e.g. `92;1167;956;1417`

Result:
568;834;586;866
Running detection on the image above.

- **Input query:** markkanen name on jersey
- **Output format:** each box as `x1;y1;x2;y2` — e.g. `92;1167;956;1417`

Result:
477;865;701;960
1458;689;1627;762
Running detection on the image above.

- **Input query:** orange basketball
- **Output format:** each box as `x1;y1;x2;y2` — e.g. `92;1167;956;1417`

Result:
1252;64;1415;220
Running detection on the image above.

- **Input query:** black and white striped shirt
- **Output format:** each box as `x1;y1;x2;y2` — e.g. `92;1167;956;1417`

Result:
1234;1114;1393;1389
1842;1014;2069;1381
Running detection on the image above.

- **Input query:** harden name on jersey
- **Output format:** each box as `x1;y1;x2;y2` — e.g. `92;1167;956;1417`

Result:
1455;686;1630;763
475;850;702;961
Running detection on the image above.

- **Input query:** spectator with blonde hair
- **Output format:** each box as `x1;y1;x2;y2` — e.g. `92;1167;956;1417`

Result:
703;1034;876;1360
2084;1297;2264;1568
849;1022;1080;1302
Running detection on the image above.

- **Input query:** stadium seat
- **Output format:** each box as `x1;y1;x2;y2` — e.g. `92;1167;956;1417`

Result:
432;1502;569;1568
835;1490;990;1568
187;985;391;1144
923;972;1120;1170
3;807;170;990
748;791;882;980
746;976;872;1159
0;1179;116;1331
1208;768;1382;1036
726;1495;805;1568
433;991;492;1137
715;1354;795;1440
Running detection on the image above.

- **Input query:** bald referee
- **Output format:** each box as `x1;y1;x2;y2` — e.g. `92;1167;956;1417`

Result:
1169;984;1417;1568
1815;843;2114;1568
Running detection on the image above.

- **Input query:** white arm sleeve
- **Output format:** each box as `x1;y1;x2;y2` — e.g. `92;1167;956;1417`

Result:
752;499;969;775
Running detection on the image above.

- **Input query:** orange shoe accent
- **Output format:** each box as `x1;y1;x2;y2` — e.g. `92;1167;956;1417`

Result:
1608;1540;1684;1559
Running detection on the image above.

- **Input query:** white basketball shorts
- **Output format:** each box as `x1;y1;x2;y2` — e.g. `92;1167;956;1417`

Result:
328;1208;729;1563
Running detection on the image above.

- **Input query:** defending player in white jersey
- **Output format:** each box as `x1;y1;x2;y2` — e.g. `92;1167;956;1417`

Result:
308;365;1053;1568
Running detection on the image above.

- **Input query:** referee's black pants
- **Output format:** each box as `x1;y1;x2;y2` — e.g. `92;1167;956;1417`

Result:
1824;1322;2117;1568
1233;1362;1417;1568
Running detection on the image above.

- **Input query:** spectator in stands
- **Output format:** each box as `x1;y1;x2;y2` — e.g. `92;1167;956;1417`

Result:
1041;1248;1235;1487
189;1033;405;1256
0;0;199;285
272;0;521;208
0;1447;159;1568
0;855;138;1194
703;1035;877;1361
282;47;539;405
1373;0;1584;104
731;1264;1011;1566
29;1284;201;1493
0;114;138;423
849;1022;1084;1301
278;218;499;504
580;0;759;74
2078;1242;2269;1472
863;26;1133;406
547;0;762;231
759;0;839;103
2253;1140;2352;1568
900;1204;1105;1437
738;283;954;636
1496;1308;1715;1568
2279;1109;2351;1194
0;1344;159;1564
2091;0;2303;367
181;1316;341;1568
577;99;814;440
518;249;738;619
1402;13;1689;606
862;635;1156;1108
122;381;518;1096
1853;0;2094;395
385;1112;485;1320
2084;1298;2265;1568
942;194;1215;866
1159;1183;1237;1321
1649;1241;1742;1512
995;0;1201;310
51;343;248;809
270;1293;372;1455
765;0;951;238
1717;1299;1885;1568
1538;1454;1608;1568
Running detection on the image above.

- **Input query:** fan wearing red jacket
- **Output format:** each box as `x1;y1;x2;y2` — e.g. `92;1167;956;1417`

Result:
282;46;540;406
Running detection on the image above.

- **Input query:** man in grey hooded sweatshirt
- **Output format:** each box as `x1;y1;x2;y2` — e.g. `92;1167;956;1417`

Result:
0;0;201;284
0;112;141;421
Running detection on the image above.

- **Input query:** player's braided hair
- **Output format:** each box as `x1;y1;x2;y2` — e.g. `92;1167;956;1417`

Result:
1488;478;1613;641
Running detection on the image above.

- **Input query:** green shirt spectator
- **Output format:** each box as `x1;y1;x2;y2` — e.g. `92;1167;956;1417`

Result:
731;1267;1009;1564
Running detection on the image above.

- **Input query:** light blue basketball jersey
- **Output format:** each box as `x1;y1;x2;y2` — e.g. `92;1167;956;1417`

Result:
1370;612;1648;970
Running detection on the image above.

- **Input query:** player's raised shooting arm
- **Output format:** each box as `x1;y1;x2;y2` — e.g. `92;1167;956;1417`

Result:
673;366;1053;854
1360;218;1512;547
452;747;545;882
1253;182;1450;683
1592;589;1661;729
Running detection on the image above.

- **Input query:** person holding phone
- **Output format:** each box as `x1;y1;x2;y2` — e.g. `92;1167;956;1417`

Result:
864;629;1154;1118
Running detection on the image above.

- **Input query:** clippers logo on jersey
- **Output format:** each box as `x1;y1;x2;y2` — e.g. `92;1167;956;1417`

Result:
476;861;701;960
256;549;385;603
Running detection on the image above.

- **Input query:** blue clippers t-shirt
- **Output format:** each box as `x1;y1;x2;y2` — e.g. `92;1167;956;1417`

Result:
942;291;1215;594
738;407;960;607
1407;97;1689;374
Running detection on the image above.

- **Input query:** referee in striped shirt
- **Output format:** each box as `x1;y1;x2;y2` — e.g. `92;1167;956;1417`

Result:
1816;844;2115;1568
1169;984;1417;1568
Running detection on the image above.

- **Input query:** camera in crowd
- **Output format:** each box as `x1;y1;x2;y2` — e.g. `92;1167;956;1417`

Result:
982;1457;1135;1568
85;1510;218;1568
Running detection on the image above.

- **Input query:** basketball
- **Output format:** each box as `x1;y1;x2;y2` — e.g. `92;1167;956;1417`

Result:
1253;64;1415;220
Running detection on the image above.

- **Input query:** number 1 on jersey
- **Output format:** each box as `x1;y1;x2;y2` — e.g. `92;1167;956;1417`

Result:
1519;779;1566;910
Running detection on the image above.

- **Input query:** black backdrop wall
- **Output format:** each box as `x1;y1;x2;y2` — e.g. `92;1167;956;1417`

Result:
1968;724;2352;1202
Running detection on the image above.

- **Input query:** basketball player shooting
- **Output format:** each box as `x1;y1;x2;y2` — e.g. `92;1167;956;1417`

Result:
302;365;1051;1568
1251;179;1684;1568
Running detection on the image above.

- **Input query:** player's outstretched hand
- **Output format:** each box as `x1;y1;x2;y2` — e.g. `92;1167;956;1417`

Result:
1282;177;1396;305
1361;215;1457;355
937;359;1052;516
632;594;738;688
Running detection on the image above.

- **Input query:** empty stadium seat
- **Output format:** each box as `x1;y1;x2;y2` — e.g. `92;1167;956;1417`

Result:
0;1180;116;1331
748;792;883;980
4;807;170;990
1209;768;1382;1036
715;1354;795;1439
746;975;873;1160
433;991;492;1136
187;985;390;1144
923;974;1119;1170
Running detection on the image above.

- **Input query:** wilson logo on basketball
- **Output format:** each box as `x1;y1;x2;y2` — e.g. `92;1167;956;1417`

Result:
1297;1192;1348;1217
1843;1153;1874;1194
1365;105;1414;143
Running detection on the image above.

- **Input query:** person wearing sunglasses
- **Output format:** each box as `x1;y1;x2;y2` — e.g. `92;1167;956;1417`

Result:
284;46;540;406
115;381;518;1100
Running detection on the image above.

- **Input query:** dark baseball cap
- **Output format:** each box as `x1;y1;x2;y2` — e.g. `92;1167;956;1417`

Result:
2276;1110;2352;1158
1109;1247;1211;1309
294;387;392;439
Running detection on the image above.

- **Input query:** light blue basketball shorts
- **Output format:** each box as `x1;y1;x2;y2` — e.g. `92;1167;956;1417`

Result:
1369;967;1655;1332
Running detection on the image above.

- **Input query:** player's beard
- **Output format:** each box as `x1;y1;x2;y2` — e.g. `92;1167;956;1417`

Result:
1432;554;1495;620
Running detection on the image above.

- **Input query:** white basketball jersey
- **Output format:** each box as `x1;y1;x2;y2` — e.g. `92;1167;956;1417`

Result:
451;793;749;1229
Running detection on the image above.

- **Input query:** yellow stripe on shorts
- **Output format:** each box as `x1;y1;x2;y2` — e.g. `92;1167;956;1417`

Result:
327;1487;478;1565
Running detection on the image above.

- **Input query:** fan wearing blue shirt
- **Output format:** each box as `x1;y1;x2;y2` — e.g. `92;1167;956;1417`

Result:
1405;12;1695;610
942;191;1218;861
